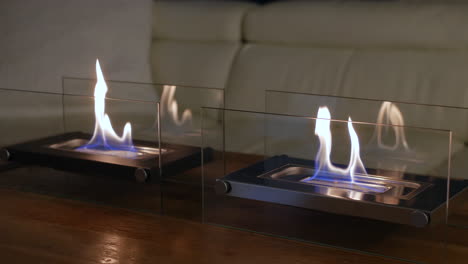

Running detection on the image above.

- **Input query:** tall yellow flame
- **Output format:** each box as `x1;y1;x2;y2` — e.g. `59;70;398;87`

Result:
306;107;366;183
83;59;134;150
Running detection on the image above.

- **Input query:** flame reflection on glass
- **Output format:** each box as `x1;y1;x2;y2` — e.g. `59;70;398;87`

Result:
77;59;136;154
160;85;192;127
375;101;409;151
302;106;367;184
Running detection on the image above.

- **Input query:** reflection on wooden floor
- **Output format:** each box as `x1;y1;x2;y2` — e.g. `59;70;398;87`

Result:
0;188;407;264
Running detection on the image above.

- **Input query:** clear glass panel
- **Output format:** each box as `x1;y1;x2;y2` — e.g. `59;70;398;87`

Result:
63;77;225;220
267;92;468;218
154;85;224;220
63;77;160;101
265;90;468;263
0;88;65;190
0;88;63;147
0;87;162;214
202;107;453;264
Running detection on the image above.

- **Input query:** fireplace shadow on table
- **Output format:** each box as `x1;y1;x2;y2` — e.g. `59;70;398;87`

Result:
0;148;211;220
203;186;451;264
0;164;163;213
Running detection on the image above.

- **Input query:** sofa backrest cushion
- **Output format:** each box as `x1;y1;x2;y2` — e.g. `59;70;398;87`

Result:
151;1;254;88
226;1;468;112
245;1;468;49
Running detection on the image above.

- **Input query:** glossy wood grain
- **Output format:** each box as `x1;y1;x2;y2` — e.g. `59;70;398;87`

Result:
0;188;409;264
0;151;466;263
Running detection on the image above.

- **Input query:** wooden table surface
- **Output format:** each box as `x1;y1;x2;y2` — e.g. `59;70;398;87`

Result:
0;188;411;264
0;153;466;264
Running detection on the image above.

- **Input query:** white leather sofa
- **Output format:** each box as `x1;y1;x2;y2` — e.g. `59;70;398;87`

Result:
151;0;468;177
2;1;468;177
152;0;468;110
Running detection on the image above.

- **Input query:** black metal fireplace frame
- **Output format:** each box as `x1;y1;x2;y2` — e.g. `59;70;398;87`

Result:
1;132;211;183
215;155;467;227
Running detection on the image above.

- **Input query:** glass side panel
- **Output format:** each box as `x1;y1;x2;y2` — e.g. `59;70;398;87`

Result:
154;84;224;221
202;107;453;264
265;90;468;263
0;88;63;147
0;86;162;214
63;77;225;220
63;77;160;101
265;90;468;228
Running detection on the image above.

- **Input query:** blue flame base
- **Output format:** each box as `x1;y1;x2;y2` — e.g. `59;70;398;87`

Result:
76;135;137;153
260;155;390;194
76;141;139;159
76;143;137;153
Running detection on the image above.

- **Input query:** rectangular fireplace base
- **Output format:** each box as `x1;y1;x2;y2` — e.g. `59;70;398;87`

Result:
215;155;467;227
49;138;167;160
2;132;210;182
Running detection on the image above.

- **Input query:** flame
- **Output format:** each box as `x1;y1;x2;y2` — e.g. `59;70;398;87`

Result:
78;59;135;152
375;102;409;151
160;85;192;127
303;107;366;183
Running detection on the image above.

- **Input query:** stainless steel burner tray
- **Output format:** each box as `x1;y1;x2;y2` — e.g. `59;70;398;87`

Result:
260;165;431;201
49;138;169;160
215;155;467;228
1;132;209;182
